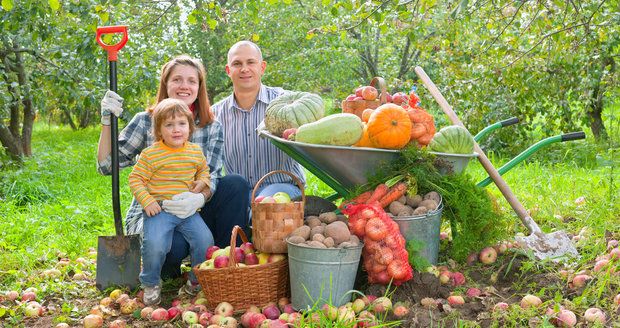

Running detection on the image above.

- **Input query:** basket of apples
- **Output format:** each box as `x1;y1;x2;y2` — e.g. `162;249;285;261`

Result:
341;77;389;119
251;170;305;254
193;225;290;311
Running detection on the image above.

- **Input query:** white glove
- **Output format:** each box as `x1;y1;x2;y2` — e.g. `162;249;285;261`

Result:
100;90;124;125
162;192;206;219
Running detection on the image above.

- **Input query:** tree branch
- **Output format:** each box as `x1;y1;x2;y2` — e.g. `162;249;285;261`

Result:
482;0;526;54
343;0;391;31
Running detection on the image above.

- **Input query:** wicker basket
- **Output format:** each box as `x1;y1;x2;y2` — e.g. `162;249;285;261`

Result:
193;225;290;311
341;77;388;119
251;170;305;254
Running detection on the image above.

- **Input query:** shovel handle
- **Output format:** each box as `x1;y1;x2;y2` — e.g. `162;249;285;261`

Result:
96;26;128;62
414;66;541;234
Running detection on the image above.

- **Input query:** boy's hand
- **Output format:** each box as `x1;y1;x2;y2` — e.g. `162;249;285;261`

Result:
162;192;205;219
144;202;161;217
191;180;212;201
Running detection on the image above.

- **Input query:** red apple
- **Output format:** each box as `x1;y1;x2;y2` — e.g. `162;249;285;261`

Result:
371;296;392;313
572;274;592;288
583;307;606;324
254;195;266;203
610;247;620;259
206;246;220;260
233;247;245;263
556;309;577;327
21;291;36;302
466;252;478;265
385;92;392;103
248;312;267;328
244;253;259;265
493;302;509;311
451;272;466;286
214;255;230;268
281;128;297;140
6;290;19;301
215;302;234;317
262;304;281;320
392;302;409;317
240;242;256;255
391;92;409;106
277;297;289;311
199;311;213;326
267;254;286;263
447;295;465;306
260;196;276;204
479;247;498;264
361;86;378;101
322;304;337;321
466;287;481;298
346;94;356;101
355;87;363;97
167;306;181;320
140;306;154;319
353;96;364;101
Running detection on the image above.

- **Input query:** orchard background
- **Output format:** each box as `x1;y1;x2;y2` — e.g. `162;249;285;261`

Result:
1;0;619;327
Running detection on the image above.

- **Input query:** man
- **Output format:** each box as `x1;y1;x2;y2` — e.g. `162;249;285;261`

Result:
213;40;305;201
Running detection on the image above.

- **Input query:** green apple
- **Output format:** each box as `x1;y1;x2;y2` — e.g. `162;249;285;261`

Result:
272;192;291;204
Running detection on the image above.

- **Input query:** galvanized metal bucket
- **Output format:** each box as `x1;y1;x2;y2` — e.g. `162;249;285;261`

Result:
286;240;363;310
392;199;444;265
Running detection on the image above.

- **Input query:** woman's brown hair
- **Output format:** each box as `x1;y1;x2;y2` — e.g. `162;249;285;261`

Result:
148;55;214;128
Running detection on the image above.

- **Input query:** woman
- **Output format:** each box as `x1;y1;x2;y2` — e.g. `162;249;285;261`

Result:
97;55;250;290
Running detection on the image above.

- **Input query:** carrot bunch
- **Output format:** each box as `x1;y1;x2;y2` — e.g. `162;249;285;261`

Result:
341;182;408;210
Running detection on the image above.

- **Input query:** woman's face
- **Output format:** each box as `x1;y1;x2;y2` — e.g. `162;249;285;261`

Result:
166;64;200;106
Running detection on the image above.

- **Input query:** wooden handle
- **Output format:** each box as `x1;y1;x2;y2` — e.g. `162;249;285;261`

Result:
370;77;388;104
414;66;540;234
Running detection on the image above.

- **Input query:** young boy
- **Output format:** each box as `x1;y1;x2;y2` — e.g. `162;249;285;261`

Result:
129;98;214;305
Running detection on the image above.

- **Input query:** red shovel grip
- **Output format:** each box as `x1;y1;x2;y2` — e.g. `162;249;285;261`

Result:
96;25;128;62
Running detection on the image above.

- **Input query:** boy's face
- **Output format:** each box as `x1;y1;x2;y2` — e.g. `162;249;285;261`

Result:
225;45;266;92
159;114;190;149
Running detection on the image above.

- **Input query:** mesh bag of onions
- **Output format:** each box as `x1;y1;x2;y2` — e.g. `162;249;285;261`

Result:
343;203;413;285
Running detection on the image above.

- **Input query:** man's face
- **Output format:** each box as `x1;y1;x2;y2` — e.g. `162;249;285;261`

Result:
225;45;266;92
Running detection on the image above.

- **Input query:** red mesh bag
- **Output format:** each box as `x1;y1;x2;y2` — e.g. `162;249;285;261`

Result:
343;203;413;285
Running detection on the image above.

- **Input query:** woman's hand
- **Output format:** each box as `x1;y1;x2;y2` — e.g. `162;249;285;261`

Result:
100;90;124;125
144;202;161;217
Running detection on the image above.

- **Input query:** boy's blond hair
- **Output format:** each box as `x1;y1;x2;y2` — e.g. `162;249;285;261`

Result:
152;98;195;141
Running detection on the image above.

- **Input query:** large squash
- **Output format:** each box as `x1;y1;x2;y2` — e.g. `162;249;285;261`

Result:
407;107;435;147
366;104;412;149
295;113;363;146
264;91;325;137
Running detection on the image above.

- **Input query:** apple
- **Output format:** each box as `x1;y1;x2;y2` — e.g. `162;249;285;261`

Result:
56;324;70;328
447;295;465;306
615;293;620;305
199;311;213;325
233;247;246;263
466;252;478;265
24;301;43;317
355;87;363;97
282;128;297;140
287;312;301;324
277;297;289;311
254;195;266;203
189;304;207;313
268;254;286;263
281;303;295;314
83;314;104;328
520;294;542;308
245;253;259;265
199;259;215;270
322;304;337;321
240;242;256;255
353;96;364;101
214;255;230;268
337;306;355;323
493;302;509;311
351;298;366;313
140;306;154;319
439;232;449;240
210;314;224;325
392;302;409;317
610;247;620;259
210;247;229;261
257;253;270;265
248;312;267;328
6;290;19;301
263;304;281;320
272;192;291;204
572;274;592;288
556;309;577;327
120;299;139;314
371;296;392;313
109;319;126;328
346;94;356;101
391;92;408;106
583;307;606;324
593;259;610;272
361;86;378;101
260;196;276;204
21;291;36;302
451;272;466;286
215;301;234;317
206;246;220;260
385;92;392;103
220;316;238;328
466;287;481;298
194;297;208;305
479;247;498;264
357;310;377;327
168;306;181;320
182;310;199;324
607;239;619;250
438;270;451;284
151;307;169;321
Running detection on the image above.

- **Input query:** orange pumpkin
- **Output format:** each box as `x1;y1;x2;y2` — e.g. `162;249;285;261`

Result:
406;106;435;146
366;104;412;149
354;123;374;147
361;108;374;122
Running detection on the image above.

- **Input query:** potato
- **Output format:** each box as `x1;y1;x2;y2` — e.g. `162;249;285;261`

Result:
389;201;406;216
324;221;351;244
339;242;353;248
336;215;348;224
418;199;438;211
424;191;441;204
307;240;327;248
323;237;335;248
318;212;338;224
412;206;428;215
397;206;414;217
287;236;306;244
349;235;360;245
310;225;325;238
312;234;325;243
307;217;322;228
290;225;311;241
398;195;407;204
406;194;423;207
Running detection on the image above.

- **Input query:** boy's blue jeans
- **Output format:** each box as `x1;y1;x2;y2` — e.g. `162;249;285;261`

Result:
140;210;213;287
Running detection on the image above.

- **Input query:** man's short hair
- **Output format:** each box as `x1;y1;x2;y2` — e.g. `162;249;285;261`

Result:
227;41;263;63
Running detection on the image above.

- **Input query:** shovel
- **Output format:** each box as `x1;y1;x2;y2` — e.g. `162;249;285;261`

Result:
95;26;141;290
414;66;578;261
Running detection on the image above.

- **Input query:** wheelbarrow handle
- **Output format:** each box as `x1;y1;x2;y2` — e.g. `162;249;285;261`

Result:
561;131;586;142
500;117;519;127
415;66;540;233
96;26;128;62
474;116;520;142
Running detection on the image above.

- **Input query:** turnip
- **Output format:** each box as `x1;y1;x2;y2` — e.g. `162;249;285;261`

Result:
583;307;606;324
555;309;576;327
519;294;542;309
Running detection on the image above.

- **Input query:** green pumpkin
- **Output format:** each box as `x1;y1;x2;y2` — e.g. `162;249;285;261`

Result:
264;91;325;137
428;125;474;154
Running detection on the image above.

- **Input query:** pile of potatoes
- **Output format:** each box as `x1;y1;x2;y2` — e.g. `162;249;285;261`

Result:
387;191;441;217
287;212;361;249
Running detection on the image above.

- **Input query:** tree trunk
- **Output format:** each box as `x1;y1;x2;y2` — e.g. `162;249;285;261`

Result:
587;56;614;141
13;40;35;156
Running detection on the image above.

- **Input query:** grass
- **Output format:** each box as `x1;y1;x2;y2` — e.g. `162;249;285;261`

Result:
0;121;619;326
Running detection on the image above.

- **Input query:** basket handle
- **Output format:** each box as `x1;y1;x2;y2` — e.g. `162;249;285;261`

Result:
370;77;388;104
227;225;250;268
250;170;306;205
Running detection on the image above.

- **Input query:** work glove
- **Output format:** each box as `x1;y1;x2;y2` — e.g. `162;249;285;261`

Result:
100;90;124;125
162;192;206;219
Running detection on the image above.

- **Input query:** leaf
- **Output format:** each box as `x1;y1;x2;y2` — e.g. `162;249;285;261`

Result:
451;0;468;19
187;13;197;25
99;12;109;23
251;33;260;42
207;18;217;30
49;0;60;11
1;0;13;11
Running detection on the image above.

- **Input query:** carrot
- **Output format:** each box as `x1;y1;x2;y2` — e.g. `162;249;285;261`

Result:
365;183;389;204
339;191;373;209
378;182;408;208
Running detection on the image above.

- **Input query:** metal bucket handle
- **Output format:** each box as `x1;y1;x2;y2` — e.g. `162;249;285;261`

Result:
251;170;306;205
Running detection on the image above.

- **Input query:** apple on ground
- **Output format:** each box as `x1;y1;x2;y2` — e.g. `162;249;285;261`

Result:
215;302;234;317
109;319;126;328
83;314;103;328
140;307;154;319
479;247;498;264
23;301;43;317
392;302;410;317
168;306;181;320
371;296;392;313
519;294;542;308
199;311;213;326
262;303;281;320
583;308;606;323
322;304;337;321
183;310;199;324
6;290;19;301
447;295;465;306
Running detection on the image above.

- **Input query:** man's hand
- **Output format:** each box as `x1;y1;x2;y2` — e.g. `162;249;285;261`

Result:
100;90;124;125
162;192;206;219
190;180;212;201
143;202;161;217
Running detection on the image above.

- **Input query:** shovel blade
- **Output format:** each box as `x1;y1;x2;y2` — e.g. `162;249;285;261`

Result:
515;231;578;261
96;234;141;290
